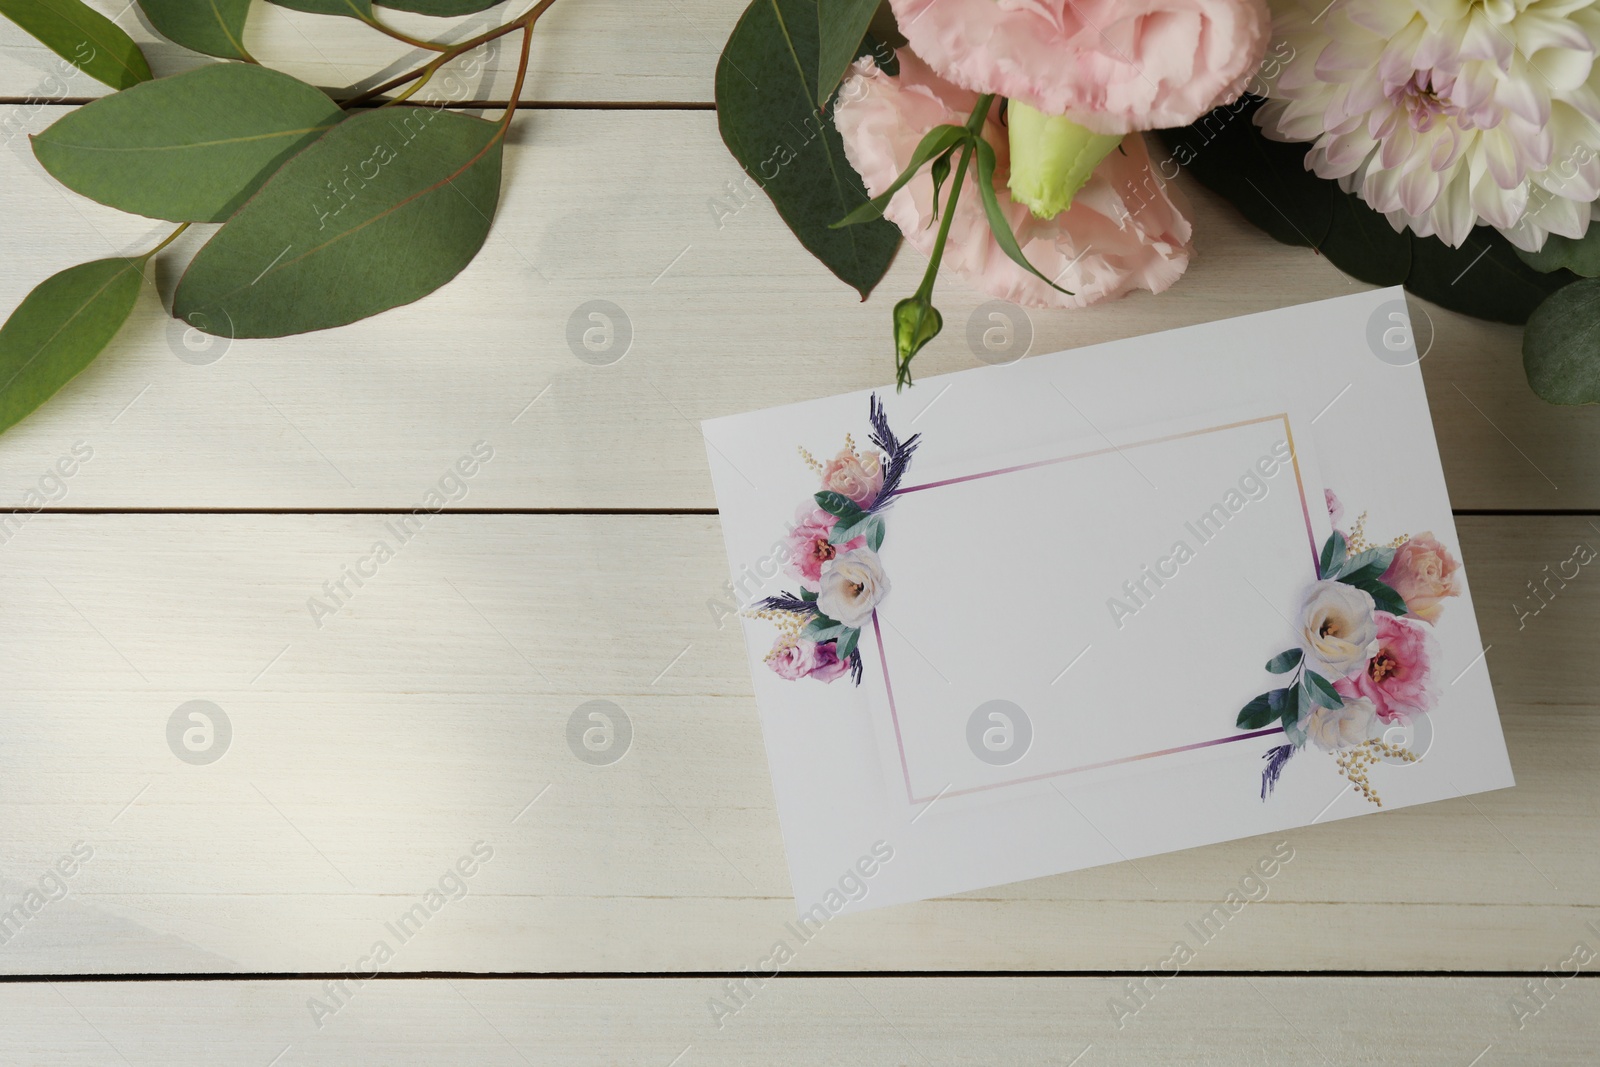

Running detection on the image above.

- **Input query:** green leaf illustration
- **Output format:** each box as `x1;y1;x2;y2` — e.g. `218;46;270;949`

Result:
0;257;143;436
1330;545;1396;584
1344;576;1408;617
174;107;504;338
716;0;901;298
836;625;861;660
1265;648;1302;674
1237;690;1282;730
138;0;253;60
1303;670;1344;710
33;64;344;224
814;490;865;519
0;0;152;89
1319;530;1347;580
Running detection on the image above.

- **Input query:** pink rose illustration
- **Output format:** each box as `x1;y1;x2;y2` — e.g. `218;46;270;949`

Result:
1382;532;1461;624
1334;611;1439;724
822;447;884;506
766;635;850;683
885;0;1270;135
1325;489;1344;530
833;52;1193;310
783;504;864;590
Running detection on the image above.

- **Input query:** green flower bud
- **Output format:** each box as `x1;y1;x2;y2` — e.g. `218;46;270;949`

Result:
1006;101;1122;220
893;294;942;387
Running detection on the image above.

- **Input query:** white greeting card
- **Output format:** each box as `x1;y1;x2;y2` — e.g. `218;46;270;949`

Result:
703;288;1513;914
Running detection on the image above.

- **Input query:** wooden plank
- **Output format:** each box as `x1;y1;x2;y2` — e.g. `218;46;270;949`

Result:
0;0;732;103
0;514;1593;974
3;977;1596;1064
0;107;1588;511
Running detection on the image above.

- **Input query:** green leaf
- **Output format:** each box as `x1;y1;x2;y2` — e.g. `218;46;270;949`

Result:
802;615;845;642
799;588;817;602
972;138;1072;294
267;0;375;18
1157;100;1332;249
375;0;501;12
829;507;882;545
0;258;143;437
32;65;344;224
1517;229;1600;277
814;490;865;519
174;107;504;338
1321;189;1410;286
835;625;861;660
0;0;152;89
1345;576;1408;617
1281;690;1308;748
137;0;253;60
832;124;966;228
1157;96;1574;325
815;0;878;107
1237;691;1281;730
1319;530;1346;580
1524;278;1600;404
865;514;884;551
1304;670;1344;710
1331;545;1396;584
1265;648;1302;674
1404;226;1571;326
715;0;901;298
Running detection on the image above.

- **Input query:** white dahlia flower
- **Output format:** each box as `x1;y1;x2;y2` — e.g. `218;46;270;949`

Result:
1257;0;1600;251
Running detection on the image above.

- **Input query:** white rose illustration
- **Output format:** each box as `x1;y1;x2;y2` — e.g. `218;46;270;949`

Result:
1306;695;1376;753
1297;580;1377;679
816;547;890;629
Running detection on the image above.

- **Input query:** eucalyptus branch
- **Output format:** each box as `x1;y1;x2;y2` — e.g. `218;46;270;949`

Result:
499;22;536;132
359;14;450;52
138;223;189;262
343;0;558;109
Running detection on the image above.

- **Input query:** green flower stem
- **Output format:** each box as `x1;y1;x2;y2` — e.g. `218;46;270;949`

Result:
896;93;992;387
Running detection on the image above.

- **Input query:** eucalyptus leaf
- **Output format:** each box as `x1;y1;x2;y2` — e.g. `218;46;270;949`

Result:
1157;96;1574;325
1517;229;1600;277
836;625;861;660
800;588;817;602
865;514;884;551
138;0;252;60
1524;278;1600;404
815;0;879;107
1321;189;1410;286
377;0;503;13
1265;648;1302;674
267;0;375;18
174;107;504;338
716;0;900;297
33;64;344;224
0;257;143;436
0;0;152;89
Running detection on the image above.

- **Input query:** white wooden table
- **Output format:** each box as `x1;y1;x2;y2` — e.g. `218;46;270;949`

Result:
1;2;1597;1062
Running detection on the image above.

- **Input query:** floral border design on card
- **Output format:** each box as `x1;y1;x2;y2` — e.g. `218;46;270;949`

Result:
1246;492;1463;806
749;394;919;686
